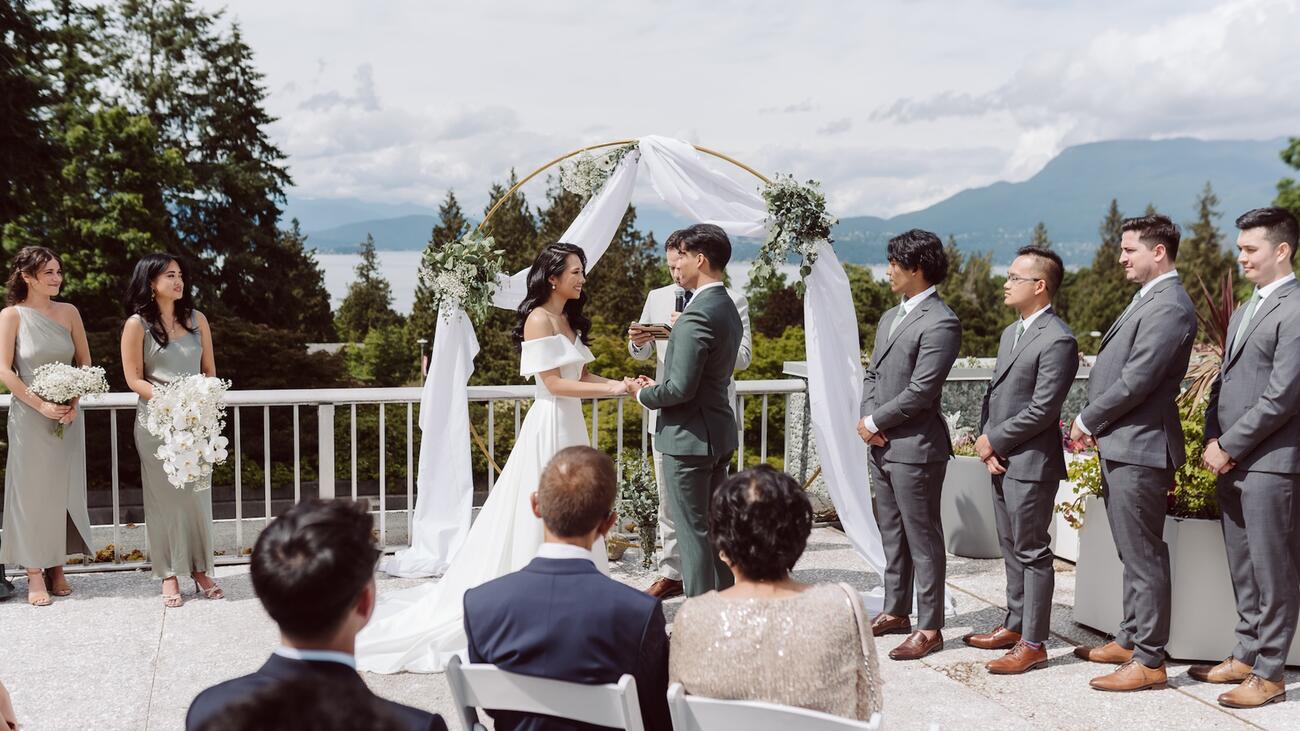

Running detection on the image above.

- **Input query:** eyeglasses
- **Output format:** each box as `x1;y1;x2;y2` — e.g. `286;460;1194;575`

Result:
1005;274;1043;286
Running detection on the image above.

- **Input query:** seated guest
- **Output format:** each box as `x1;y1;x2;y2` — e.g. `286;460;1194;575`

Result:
185;499;446;731
670;465;883;721
196;675;405;731
463;446;670;731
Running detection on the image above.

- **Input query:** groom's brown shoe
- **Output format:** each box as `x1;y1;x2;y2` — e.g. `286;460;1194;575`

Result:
963;625;1021;650
1073;640;1133;664
1218;674;1287;708
986;641;1049;675
646;577;684;600
889;630;943;661
870;613;912;637
1089;660;1167;692
1189;657;1253;684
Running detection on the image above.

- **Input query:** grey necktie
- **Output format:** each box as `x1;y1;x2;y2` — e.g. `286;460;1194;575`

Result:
1230;289;1263;358
888;302;909;338
1013;319;1026;349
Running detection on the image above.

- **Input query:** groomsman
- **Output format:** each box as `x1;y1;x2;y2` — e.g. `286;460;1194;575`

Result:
1193;206;1300;709
1070;214;1197;692
966;246;1079;674
857;229;961;661
627;231;752;601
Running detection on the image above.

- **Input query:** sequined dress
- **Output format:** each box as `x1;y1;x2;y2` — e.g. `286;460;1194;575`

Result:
669;582;883;720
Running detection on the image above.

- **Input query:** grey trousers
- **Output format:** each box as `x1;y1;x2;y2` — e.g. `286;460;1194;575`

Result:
661;452;735;597
1101;458;1173;668
870;454;948;630
991;475;1057;644
1217;469;1300;681
650;447;681;581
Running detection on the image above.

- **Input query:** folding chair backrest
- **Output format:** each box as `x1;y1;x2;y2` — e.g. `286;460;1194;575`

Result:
667;683;882;731
446;656;644;731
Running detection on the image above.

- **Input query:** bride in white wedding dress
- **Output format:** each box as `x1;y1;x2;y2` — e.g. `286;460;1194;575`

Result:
357;243;632;673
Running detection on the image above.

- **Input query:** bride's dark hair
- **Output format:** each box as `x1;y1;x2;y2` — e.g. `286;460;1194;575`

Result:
513;242;591;347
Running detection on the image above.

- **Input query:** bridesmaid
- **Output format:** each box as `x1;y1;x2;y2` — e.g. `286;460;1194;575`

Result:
120;253;222;607
0;246;94;606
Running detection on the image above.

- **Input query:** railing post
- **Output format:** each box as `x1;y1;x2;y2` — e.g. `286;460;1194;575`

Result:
318;403;335;499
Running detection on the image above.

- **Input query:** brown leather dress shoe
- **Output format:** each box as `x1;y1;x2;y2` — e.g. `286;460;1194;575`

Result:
646;577;684;600
1188;657;1253;684
1072;640;1134;664
870;613;912;637
889;630;943;661
964;625;1022;650
1218;674;1286;708
1089;660;1168;692
986;641;1049;675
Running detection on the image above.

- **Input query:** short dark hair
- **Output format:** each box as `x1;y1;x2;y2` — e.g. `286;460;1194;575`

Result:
709;465;812;582
674;223;732;271
1236;206;1299;262
196;675;403;731
664;229;684;253
1016;245;1064;296
250;499;380;641
886;229;949;285
1121;214;1181;262
537;446;617;537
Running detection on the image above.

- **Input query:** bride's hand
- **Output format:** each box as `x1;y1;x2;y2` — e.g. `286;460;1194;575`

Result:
608;379;630;396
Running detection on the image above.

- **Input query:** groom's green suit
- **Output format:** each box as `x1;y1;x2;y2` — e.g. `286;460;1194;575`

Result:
638;283;742;596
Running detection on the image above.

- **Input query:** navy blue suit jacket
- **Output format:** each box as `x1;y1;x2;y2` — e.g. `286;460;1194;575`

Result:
185;654;447;731
463;556;670;731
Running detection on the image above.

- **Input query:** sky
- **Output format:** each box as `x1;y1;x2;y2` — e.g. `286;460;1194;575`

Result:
198;0;1300;220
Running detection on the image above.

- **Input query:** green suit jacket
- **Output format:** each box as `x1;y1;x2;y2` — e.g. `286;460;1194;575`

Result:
638;285;742;457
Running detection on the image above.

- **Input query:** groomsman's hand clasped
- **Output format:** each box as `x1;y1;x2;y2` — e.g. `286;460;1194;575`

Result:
1202;439;1236;475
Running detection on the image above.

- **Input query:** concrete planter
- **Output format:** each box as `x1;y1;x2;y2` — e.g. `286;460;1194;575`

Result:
1072;495;1300;664
940;456;1001;559
1048;481;1081;562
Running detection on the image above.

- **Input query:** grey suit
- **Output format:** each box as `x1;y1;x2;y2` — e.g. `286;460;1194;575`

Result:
979;309;1079;644
1204;277;1300;681
1079;274;1197;667
860;293;961;629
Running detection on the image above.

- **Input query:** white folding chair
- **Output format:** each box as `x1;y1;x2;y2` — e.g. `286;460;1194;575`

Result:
445;655;645;731
667;683;883;731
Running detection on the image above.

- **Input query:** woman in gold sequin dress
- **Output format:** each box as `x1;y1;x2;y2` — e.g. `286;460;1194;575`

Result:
669;465;883;721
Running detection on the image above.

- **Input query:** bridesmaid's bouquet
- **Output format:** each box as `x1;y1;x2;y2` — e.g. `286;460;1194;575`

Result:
26;363;110;437
144;374;232;490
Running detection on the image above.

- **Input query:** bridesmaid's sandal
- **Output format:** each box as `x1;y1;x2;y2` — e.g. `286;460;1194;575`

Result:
193;576;225;600
162;577;184;608
45;568;72;597
26;570;52;607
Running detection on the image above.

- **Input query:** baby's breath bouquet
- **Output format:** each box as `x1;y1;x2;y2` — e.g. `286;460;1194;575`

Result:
618;453;659;570
145;375;231;490
558;143;637;199
420;232;506;324
757;174;838;293
26;363;109;437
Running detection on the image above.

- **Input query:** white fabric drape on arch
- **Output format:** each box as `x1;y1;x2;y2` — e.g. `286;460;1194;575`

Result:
386;135;903;613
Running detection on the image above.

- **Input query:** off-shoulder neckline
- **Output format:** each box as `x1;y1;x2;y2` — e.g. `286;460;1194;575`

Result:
526;332;582;347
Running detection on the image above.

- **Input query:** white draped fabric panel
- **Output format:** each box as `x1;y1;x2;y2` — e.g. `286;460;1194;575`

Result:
393;135;905;612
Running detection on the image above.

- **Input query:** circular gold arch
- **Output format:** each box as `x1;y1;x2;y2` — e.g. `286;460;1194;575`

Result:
475;138;773;233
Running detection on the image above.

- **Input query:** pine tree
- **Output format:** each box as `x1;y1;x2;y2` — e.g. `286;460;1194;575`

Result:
939;238;1011;356
472;174;540;386
335;235;400;341
0;1;53;226
1177;183;1236;333
409;190;472;343
1274;137;1300;223
1065;199;1132;353
1030;222;1052;249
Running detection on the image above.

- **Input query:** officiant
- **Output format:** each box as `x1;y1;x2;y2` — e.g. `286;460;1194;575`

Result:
627;229;752;601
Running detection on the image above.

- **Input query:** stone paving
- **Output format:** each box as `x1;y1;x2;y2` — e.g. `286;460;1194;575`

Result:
2;527;1297;730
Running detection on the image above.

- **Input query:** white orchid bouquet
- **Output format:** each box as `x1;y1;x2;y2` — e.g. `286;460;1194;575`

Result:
757;173;838;294
420;231;506;325
558;143;637;199
26;363;110;437
144;374;232;490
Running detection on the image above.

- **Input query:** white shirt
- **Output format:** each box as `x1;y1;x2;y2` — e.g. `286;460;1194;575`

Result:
1014;304;1052;347
636;280;727;409
536;542;596;564
1255;272;1297;304
860;285;939;434
274;646;356;669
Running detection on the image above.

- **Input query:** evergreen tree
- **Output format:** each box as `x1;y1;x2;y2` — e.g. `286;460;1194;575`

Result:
1177;183;1236;333
1065;199;1132;353
266;220;335;340
335;235;400;341
1274;137;1300;222
472;174;539;387
845;263;895;354
410;190;471;342
744;270;803;337
581;204;665;333
1030;221;1052;249
0;1;53;226
939;237;1011;356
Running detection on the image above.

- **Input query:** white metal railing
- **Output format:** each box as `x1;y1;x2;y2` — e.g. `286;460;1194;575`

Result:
0;379;805;573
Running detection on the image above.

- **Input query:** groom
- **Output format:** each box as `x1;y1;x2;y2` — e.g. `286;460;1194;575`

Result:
630;223;743;597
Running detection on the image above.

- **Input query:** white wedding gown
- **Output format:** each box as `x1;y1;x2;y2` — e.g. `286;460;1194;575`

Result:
356;333;609;673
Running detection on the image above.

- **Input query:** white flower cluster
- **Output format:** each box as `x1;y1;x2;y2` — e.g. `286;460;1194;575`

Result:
419;232;506;325
26;363;110;437
558;143;637;199
145;375;232;490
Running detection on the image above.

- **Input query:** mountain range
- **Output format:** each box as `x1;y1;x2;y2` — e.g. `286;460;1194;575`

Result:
287;137;1293;266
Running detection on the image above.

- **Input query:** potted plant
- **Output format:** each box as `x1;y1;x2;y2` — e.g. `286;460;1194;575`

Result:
616;453;659;570
939;412;1003;559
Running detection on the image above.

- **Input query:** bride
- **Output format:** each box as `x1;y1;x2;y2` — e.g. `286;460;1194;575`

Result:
357;242;632;673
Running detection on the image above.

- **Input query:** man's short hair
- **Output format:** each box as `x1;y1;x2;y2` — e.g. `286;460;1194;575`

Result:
886;229;949;285
673;223;732;271
1122;214;1181;262
1016;245;1064;296
536;446;617;537
1236;206;1299;262
250;499;380;641
664;229;684;253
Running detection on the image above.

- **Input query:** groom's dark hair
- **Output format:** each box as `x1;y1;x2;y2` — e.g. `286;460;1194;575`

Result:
251;498;381;640
673;223;732;271
537;446;617;537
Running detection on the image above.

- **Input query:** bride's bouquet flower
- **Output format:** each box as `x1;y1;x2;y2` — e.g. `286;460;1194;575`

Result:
145;374;232;490
26;363;110;437
420;232;506;324
757;173;838;293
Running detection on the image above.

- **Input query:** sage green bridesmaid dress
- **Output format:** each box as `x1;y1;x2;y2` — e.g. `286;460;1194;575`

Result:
0;306;93;568
132;314;215;579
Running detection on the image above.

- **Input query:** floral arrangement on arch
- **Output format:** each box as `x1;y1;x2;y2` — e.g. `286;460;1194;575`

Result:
755;173;838;293
558;143;638;199
420;232;506;325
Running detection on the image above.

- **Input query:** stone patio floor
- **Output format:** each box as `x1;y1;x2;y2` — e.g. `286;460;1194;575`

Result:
2;527;1298;730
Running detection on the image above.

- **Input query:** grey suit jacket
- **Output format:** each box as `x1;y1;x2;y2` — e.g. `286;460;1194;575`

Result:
860;294;962;465
980;309;1080;483
1080;275;1197;469
1205;279;1300;474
